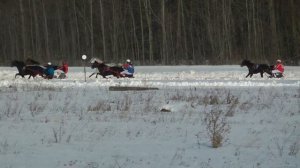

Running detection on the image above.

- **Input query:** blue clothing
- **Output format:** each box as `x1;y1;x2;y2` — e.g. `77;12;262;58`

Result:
126;65;134;74
121;63;134;77
45;66;55;76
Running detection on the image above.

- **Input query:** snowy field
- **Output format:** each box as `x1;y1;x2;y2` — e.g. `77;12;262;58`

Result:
0;65;299;168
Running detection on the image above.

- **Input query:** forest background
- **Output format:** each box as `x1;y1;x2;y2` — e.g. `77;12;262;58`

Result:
0;0;300;66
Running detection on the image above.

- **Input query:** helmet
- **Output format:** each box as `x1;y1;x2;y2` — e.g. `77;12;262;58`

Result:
276;59;281;63
126;59;131;63
48;62;52;65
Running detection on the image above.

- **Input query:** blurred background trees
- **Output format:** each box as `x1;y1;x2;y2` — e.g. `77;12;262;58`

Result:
0;0;299;65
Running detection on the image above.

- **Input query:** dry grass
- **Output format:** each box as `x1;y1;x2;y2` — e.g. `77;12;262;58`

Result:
204;109;230;148
29;102;46;117
289;141;300;156
87;101;112;112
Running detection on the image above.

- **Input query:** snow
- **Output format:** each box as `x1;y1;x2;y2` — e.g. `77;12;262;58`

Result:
0;65;299;168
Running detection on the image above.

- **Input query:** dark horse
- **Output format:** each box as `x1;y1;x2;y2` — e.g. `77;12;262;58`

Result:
240;59;273;78
11;60;45;79
89;58;124;78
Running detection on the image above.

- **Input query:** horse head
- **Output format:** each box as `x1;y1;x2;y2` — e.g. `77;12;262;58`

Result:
11;60;26;78
90;58;103;64
11;60;17;67
11;60;24;67
90;58;105;69
91;61;101;69
240;59;251;67
11;60;26;71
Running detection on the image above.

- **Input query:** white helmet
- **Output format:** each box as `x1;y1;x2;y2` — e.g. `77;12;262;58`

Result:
126;59;131;63
48;62;52;65
276;59;282;63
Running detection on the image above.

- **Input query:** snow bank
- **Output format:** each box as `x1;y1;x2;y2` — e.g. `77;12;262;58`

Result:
0;66;299;168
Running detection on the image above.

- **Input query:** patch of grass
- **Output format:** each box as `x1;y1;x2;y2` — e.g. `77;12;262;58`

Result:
88;101;112;112
29;102;46;117
289;141;300;156
204;108;230;148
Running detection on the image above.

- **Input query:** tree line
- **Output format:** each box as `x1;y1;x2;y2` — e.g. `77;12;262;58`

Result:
1;0;299;66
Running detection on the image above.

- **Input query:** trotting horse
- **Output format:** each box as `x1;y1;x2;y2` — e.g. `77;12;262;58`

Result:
240;59;273;78
89;58;124;78
11;60;45;79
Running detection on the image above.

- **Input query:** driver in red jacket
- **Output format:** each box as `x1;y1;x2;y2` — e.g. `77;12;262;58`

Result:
272;59;284;78
57;61;68;79
58;61;68;73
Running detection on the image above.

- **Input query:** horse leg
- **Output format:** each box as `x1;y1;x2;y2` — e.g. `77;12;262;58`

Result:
100;72;107;78
114;73;120;78
245;73;250;78
265;70;273;77
250;73;253;78
96;73;100;78
89;73;95;78
260;72;263;78
15;73;25;78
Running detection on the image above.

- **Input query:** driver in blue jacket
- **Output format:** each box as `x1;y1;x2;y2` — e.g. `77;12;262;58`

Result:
121;59;134;77
44;62;55;79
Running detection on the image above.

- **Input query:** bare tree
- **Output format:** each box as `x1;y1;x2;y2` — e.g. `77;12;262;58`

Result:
144;0;153;64
41;0;50;61
90;0;94;58
138;0;145;64
99;0;106;60
161;0;167;64
1;0;300;65
19;0;26;60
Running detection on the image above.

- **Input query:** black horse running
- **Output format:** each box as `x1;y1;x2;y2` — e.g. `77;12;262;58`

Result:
11;60;45;79
89;58;124;78
240;59;273;78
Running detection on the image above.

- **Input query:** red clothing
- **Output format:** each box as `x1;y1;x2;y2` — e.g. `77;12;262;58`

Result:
275;63;284;73
122;63;130;69
58;63;68;73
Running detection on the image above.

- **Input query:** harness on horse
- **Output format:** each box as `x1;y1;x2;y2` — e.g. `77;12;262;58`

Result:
253;64;259;70
25;65;46;76
103;66;111;72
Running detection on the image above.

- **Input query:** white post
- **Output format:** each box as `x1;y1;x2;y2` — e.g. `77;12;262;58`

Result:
81;55;87;82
